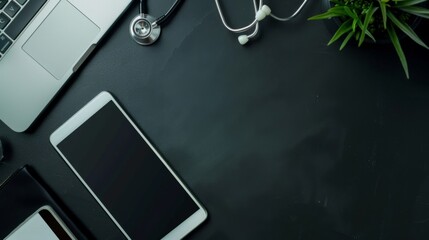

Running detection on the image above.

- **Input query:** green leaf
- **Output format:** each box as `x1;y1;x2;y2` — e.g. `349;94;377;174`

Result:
344;6;356;18
387;24;409;79
352;17;358;31
308;6;347;20
328;19;353;45
395;0;428;7
356;19;377;42
367;32;376;42
308;12;341;20
387;11;429;49
379;0;388;29
340;31;355;50
359;5;379;46
400;6;429;19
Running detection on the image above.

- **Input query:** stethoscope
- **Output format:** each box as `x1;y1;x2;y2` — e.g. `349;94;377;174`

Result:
215;0;308;45
130;0;184;45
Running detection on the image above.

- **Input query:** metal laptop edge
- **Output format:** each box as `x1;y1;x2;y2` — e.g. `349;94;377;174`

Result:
0;0;132;132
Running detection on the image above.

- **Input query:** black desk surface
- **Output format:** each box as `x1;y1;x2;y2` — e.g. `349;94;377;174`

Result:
2;0;429;239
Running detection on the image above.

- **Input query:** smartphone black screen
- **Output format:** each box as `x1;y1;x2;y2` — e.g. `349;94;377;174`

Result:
57;101;199;239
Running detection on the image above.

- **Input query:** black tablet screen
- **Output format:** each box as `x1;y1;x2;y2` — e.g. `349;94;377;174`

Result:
57;101;199;239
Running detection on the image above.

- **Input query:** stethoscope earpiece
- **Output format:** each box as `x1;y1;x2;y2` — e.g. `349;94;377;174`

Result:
238;35;249;45
130;14;161;46
255;5;271;21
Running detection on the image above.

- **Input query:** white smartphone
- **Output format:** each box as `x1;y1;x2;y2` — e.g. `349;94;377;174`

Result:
50;92;207;240
5;206;77;240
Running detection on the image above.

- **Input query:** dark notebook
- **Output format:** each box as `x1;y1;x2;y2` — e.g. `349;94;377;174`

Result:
0;166;90;239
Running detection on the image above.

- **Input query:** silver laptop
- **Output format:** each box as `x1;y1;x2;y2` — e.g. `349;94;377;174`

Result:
0;0;131;132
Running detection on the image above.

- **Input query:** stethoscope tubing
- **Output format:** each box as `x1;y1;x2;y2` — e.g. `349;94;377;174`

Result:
214;0;261;33
215;0;309;34
270;0;308;21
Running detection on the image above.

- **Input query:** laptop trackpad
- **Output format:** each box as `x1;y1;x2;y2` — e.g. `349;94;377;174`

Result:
23;0;100;80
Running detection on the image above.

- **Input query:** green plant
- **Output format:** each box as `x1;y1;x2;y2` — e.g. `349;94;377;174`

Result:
309;0;429;79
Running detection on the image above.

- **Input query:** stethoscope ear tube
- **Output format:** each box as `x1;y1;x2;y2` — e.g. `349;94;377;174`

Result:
215;0;308;45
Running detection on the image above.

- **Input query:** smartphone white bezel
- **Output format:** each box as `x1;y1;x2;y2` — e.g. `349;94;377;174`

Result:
50;91;207;240
5;205;77;240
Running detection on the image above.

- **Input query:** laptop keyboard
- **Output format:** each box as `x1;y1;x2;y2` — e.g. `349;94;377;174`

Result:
0;0;46;60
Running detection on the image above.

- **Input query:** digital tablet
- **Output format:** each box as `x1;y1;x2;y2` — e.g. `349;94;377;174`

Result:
50;92;207;240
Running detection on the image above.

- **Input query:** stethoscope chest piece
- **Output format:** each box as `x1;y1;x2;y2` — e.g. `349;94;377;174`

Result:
130;14;161;46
